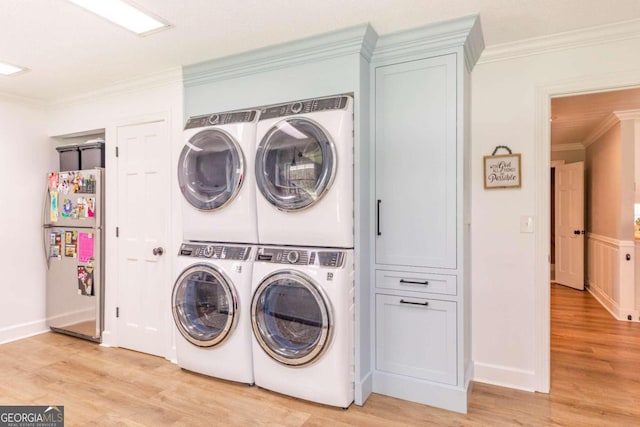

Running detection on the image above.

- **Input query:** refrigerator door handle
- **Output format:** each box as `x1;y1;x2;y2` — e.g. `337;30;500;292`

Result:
42;226;50;270
42;177;51;269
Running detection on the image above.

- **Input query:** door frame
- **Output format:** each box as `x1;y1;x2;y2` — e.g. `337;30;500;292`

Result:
102;111;173;356
534;73;640;393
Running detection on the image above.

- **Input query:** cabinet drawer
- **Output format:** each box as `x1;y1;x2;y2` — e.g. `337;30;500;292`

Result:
376;270;456;296
375;294;457;385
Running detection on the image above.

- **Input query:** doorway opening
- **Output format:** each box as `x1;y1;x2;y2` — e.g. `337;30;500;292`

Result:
547;87;640;393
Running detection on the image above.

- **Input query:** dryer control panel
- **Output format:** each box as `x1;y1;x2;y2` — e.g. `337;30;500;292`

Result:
259;95;350;120
178;243;251;261
255;247;345;268
184;110;257;129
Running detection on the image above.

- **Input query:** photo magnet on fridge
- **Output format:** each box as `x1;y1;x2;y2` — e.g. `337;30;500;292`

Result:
77;265;94;296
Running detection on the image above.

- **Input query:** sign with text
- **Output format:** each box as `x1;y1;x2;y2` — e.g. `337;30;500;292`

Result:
0;406;64;427
483;153;521;189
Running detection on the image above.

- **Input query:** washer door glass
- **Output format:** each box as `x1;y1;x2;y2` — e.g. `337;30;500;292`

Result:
173;265;238;347
256;118;336;211
178;129;244;211
251;271;332;366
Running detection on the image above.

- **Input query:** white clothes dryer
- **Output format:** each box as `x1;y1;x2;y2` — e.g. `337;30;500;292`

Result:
250;246;354;408
172;242;254;384
254;95;353;248
179;110;258;243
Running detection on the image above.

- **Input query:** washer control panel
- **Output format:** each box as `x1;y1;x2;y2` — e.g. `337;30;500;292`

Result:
255;247;345;268
184;110;257;129
259;95;350;121
178;243;251;261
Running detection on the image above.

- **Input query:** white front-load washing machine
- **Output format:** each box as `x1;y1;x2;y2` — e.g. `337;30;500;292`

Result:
250;245;354;408
172;242;254;384
179;109;258;243
254;95;353;248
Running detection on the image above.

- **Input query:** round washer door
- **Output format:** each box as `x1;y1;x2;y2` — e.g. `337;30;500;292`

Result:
178;128;245;211
172;264;238;347
251;270;333;366
255;118;336;211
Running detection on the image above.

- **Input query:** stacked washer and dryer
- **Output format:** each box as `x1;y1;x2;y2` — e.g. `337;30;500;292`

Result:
173;110;258;384
173;95;355;408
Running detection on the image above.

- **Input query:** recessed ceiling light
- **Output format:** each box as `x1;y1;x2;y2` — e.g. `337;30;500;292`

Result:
67;0;171;36
0;62;27;76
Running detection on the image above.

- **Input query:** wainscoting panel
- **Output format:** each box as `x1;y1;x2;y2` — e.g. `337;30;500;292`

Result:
586;233;637;321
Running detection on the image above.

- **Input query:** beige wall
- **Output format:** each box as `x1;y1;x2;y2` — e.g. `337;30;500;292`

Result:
586;125;622;238
619;119;636;240
551;149;585;164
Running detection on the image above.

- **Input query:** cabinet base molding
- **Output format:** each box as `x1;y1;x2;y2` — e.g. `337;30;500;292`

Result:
372;371;469;414
354;371;373;406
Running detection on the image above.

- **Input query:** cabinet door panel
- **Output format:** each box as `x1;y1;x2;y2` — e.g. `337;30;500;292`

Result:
375;294;457;385
375;54;457;268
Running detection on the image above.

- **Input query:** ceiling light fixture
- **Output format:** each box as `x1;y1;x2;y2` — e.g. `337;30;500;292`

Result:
0;62;27;76
67;0;171;36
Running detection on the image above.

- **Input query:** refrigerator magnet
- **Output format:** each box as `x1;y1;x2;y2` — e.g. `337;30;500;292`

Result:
77;197;86;218
48;172;58;190
61;199;72;218
50;190;59;223
87;197;95;218
59;180;69;195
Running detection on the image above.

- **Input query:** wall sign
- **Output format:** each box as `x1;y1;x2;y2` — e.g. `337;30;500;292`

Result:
484;145;521;189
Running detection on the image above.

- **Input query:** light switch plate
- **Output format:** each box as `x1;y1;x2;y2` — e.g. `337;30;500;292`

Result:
520;216;534;233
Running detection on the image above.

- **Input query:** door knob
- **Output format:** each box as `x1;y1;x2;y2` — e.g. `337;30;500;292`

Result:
152;247;164;256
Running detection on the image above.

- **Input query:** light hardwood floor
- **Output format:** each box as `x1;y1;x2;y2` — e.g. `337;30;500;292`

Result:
1;284;638;426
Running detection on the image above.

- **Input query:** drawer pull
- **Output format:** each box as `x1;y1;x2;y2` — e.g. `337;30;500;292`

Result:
400;299;429;307
399;279;429;285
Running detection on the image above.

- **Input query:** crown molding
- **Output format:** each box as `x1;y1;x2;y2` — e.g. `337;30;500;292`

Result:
551;143;585;152
0;90;46;108
614;109;640;121
49;67;183;108
183;24;377;88
583;113;619;148
478;18;640;64
372;15;484;68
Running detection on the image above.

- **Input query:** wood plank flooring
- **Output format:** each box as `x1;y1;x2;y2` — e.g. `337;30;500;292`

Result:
1;284;638;426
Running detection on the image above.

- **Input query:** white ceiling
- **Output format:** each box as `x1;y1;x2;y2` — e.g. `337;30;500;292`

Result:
2;0;640;102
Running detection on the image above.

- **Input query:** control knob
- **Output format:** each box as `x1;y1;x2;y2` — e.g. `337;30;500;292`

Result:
287;251;300;264
203;245;214;258
290;102;303;114
208;114;220;125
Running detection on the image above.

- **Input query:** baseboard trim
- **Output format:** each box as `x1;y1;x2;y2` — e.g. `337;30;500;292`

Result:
355;371;373;406
0;319;48;345
372;371;469;413
473;362;536;392
100;330;114;347
587;285;639;322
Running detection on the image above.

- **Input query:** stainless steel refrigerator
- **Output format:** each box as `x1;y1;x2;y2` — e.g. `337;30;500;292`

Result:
42;168;104;342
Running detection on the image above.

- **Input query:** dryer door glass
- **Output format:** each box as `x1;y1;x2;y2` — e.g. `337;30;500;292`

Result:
178;129;244;211
251;271;332;366
173;265;238;347
256;118;336;211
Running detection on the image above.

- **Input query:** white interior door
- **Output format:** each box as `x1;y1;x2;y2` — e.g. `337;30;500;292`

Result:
554;161;585;290
116;120;169;356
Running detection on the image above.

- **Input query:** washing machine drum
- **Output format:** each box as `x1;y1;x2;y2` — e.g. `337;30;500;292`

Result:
256;118;336;211
178;128;245;211
173;265;238;347
251;270;333;366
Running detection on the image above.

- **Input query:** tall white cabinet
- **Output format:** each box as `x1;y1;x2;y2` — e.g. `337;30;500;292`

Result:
370;16;484;413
